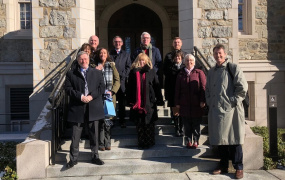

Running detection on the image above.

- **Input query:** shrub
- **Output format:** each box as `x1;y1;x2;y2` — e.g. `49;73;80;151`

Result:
251;126;285;170
0;142;18;179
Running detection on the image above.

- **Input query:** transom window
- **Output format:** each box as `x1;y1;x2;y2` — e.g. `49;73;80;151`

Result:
238;0;244;31
20;3;32;29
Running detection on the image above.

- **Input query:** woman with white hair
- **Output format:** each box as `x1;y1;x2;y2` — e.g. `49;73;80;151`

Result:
175;54;206;149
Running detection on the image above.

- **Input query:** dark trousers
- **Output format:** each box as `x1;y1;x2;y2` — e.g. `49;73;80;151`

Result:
136;119;155;148
99;120;111;148
69;120;99;162
218;145;243;170
117;89;126;124
174;116;183;134
181;117;201;143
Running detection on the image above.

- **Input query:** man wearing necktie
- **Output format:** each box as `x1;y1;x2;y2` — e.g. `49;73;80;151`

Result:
109;36;131;128
65;51;105;168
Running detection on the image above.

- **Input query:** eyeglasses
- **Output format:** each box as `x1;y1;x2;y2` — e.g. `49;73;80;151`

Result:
114;41;122;43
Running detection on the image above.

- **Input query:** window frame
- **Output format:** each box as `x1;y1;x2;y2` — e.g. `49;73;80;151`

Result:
238;0;258;38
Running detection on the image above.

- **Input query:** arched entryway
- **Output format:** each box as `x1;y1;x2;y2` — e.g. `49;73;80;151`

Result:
108;4;162;54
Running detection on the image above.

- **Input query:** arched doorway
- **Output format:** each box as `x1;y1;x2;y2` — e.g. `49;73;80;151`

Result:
108;4;163;54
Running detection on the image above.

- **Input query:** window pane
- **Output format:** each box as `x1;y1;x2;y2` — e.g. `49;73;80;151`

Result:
26;12;30;20
21;21;25;29
125;37;131;54
26;4;31;11
238;4;243;31
20;4;24;11
239;0;244;3
26;21;31;29
20;12;25;20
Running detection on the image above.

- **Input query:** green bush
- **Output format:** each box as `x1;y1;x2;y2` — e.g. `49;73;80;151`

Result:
2;166;18;180
0;142;18;178
251;126;285;170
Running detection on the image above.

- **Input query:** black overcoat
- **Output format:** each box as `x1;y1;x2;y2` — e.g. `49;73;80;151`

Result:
65;66;105;123
109;49;131;92
126;66;163;124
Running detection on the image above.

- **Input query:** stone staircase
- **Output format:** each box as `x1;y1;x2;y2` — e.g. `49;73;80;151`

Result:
46;106;219;178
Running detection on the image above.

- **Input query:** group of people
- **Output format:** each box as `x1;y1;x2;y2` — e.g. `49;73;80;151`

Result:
65;32;248;179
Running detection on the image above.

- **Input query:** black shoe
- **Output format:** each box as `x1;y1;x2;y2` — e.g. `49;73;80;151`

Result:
66;160;77;169
92;158;104;165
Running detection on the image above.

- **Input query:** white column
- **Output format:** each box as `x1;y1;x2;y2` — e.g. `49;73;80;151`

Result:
72;0;96;49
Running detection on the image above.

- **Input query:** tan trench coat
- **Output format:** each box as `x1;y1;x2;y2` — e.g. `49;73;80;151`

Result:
205;61;248;145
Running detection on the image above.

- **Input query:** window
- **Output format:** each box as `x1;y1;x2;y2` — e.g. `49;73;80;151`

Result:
238;0;244;31
238;0;257;37
3;0;32;39
10;87;33;121
20;2;32;30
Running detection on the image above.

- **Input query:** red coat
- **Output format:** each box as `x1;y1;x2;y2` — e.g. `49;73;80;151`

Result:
175;68;206;118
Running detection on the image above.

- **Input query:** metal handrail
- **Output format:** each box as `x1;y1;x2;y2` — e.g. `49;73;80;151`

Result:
193;46;212;71
49;47;80;165
48;48;80;106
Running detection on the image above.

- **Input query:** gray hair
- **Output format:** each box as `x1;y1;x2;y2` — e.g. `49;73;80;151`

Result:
184;54;195;62
77;51;89;59
141;32;151;39
113;36;123;42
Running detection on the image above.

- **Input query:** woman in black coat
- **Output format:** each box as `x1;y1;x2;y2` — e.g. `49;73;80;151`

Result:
164;50;185;137
126;53;164;149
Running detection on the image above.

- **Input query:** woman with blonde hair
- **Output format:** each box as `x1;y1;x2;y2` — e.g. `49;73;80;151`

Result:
126;53;164;149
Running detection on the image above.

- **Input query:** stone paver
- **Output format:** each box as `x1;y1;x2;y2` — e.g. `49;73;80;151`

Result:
31;170;285;180
186;170;281;180
267;169;285;180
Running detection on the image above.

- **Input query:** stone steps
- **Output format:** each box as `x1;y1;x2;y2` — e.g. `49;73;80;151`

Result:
47;157;219;178
60;134;209;149
56;144;214;162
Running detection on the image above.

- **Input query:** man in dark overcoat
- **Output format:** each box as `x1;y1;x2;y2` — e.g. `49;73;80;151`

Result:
131;32;162;73
65;51;105;168
109;36;131;128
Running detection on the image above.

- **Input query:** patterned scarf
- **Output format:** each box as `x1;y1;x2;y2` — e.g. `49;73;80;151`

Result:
132;71;147;114
102;62;113;91
140;43;153;63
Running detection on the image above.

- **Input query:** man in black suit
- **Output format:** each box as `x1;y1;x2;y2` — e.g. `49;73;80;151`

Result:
109;36;131;128
65;51;105;168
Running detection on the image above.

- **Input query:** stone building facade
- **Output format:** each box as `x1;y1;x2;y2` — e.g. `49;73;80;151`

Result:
0;0;284;134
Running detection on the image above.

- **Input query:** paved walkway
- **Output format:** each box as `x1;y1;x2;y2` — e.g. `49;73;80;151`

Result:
33;169;285;180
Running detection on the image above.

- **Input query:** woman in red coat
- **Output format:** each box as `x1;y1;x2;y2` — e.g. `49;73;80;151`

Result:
175;54;206;149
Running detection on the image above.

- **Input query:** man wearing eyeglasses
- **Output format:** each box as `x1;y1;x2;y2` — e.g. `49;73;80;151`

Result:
109;36;132;128
131;32;162;73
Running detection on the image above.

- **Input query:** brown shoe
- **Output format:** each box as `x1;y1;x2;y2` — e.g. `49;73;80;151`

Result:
99;147;105;151
235;170;243;179
105;147;111;150
213;168;228;175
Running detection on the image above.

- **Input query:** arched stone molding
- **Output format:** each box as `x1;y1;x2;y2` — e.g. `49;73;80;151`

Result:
98;0;172;56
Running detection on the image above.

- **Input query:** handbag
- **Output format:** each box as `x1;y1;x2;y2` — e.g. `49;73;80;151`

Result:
104;99;116;118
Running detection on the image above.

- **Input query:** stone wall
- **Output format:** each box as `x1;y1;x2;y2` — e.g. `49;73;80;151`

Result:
38;0;76;87
0;1;32;62
239;0;285;61
267;0;285;60
198;0;233;65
